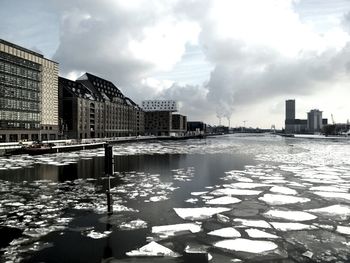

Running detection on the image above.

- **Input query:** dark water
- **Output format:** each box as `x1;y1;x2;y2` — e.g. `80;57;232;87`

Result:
1;135;350;262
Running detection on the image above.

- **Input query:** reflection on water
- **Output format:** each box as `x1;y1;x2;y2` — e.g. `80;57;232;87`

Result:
1;134;350;263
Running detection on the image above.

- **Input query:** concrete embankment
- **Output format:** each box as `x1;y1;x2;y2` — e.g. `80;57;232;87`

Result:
0;134;209;156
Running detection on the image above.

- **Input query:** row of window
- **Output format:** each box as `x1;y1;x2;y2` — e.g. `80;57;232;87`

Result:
0;52;41;70
0;86;39;101
0;73;40;91
0;121;40;129
0;61;40;80
0;110;40;122
0;98;40;111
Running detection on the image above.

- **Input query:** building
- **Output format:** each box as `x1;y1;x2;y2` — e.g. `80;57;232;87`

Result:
307;109;323;133
59;73;144;139
0;39;59;142
187;121;207;135
142;100;177;112
284;99;328;134
285;99;300;133
285;99;295;120
172;114;187;134
142;100;187;136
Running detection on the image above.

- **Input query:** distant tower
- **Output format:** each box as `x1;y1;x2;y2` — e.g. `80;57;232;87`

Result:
285;99;295;133
285;100;295;120
307;109;323;133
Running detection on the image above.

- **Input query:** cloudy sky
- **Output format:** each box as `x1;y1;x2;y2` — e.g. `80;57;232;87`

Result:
1;0;350;128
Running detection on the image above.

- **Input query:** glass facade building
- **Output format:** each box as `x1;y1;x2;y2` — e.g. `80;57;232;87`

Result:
0;39;59;142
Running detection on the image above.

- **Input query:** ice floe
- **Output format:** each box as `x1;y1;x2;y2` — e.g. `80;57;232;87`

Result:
191;191;208;196
269;186;297;195
126;241;180;257
336;225;350;235
233;218;271;229
310;186;348;192
259;194;310;205
174;207;231;220
211;188;262;196
307;205;350;220
270;222;316;231
185;198;198;204
83;230;112;239
119;219;148;230
207;227;241;238
264;210;317;221
152;223;201;239
245;229;280;239
313;191;350;201
214;238;278;253
205;196;241;205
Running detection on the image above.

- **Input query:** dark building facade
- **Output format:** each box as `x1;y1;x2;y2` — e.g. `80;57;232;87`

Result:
144;111;187;136
59;73;144;139
187;121;207;134
0;39;59;142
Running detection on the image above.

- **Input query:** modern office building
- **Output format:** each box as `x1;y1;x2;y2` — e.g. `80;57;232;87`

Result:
142;100;177;112
0;39;59;142
307;109;323;133
285;99;295;120
284;99;328;134
187;121;207;135
59;73;144;139
142;100;187;136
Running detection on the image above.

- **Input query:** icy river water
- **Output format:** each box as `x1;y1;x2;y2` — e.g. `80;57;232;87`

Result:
1;134;350;263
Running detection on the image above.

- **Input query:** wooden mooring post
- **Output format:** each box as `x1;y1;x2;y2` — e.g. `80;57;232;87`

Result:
104;144;113;215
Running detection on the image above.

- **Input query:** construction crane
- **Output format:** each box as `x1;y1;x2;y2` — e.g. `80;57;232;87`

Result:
331;114;335;125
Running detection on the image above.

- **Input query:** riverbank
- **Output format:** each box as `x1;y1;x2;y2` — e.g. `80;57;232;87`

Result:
0;134;211;156
276;133;350;140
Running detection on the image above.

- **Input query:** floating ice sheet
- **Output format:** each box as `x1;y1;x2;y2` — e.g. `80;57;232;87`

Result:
307;205;350;220
207;227;241;238
119;219;148;230
83;230;112;239
152;223;201;238
233;218;271;229
211;188;262;196
126;241;180;257
270;222;316;231
264;210;317;221
313;191;350;201
270;186;297;195
173;207;231;220
310;186;348;192
259;194;310;205
245;229;280;239
214;238;278;254
336;225;350;235
205;196;241;205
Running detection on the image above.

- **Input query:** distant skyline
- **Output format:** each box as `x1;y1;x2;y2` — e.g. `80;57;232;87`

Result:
1;0;350;128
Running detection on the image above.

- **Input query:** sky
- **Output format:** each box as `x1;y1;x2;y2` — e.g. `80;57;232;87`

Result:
1;0;350;128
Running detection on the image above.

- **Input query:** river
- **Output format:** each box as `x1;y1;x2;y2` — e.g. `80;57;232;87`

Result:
0;134;350;262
